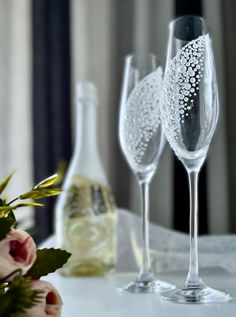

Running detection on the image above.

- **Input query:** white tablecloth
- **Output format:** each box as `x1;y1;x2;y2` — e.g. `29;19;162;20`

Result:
44;268;236;317
41;209;236;316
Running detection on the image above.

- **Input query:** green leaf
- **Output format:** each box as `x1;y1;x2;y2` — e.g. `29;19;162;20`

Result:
0;276;42;317
14;202;44;208
0;199;5;207
20;188;62;200
26;248;71;279
0;217;15;241
0;172;15;195
0;202;43;219
0;210;17;229
5;211;16;227
0;206;16;218
33;174;58;189
54;160;67;186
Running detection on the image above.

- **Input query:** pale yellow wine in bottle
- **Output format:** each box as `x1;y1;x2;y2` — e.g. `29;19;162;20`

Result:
62;176;116;276
55;82;117;276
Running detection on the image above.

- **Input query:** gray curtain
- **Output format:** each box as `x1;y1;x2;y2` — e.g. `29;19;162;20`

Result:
32;0;72;242
0;0;33;229
70;0;231;234
221;0;236;232
71;0;174;229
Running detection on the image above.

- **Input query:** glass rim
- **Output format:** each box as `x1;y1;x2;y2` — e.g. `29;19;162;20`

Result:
124;53;160;62
169;15;209;35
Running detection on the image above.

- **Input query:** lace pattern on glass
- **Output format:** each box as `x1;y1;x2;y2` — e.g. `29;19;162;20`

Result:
123;67;163;165
161;35;206;152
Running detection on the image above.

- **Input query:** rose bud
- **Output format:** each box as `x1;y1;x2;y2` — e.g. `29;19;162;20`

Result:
18;280;63;317
0;229;37;279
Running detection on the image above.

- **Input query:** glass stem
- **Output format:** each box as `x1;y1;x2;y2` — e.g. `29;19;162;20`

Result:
138;180;152;281
185;170;202;288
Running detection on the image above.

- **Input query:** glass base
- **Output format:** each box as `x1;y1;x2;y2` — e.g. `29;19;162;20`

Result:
162;283;230;304
118;278;175;294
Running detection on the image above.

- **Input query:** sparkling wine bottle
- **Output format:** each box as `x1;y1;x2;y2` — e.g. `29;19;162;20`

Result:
55;82;117;276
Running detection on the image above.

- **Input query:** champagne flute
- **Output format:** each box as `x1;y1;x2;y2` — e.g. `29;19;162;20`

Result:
160;16;230;303
118;54;174;293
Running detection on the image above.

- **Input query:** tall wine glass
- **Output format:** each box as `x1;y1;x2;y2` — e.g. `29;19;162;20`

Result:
118;54;174;293
160;16;230;303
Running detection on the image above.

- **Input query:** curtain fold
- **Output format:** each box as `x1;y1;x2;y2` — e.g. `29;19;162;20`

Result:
0;0;232;239
0;0;33;229
71;0;134;211
130;0;174;228
221;0;236;232
203;0;229;234
71;0;174;229
32;0;72;242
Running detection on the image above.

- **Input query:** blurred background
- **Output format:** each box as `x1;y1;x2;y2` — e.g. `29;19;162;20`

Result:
0;0;235;243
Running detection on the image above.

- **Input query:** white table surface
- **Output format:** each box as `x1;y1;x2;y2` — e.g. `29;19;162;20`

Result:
44;267;236;317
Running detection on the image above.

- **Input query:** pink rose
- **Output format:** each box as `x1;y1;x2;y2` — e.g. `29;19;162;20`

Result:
0;229;37;279
18;280;62;317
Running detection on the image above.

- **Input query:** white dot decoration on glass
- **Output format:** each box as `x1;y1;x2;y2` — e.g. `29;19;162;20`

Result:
161;35;206;152
123;67;163;166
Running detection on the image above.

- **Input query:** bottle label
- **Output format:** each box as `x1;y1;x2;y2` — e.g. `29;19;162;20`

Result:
64;176;116;217
61;176;117;276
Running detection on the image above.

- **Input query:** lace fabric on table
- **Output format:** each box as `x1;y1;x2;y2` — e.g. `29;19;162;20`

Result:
42;209;236;274
117;209;236;275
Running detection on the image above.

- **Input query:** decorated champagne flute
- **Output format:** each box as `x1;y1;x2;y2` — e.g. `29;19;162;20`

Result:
118;54;174;293
160;16;230;303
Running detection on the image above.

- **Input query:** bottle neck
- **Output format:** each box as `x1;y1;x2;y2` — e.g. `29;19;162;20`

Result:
72;100;106;182
74;101;99;157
